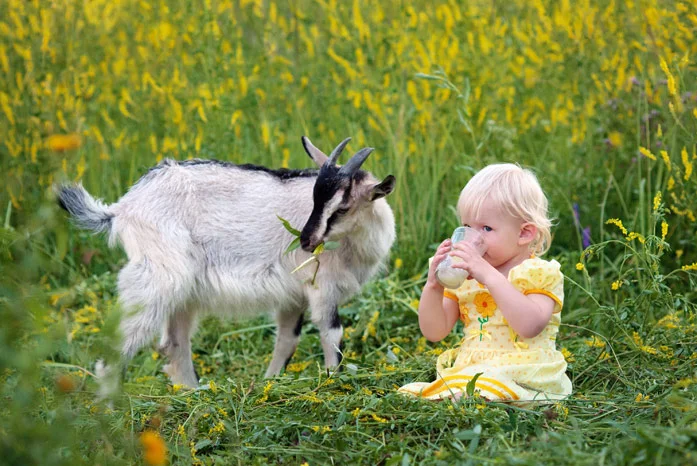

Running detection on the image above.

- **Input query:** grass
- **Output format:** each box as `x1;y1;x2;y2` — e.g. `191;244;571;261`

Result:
2;0;697;464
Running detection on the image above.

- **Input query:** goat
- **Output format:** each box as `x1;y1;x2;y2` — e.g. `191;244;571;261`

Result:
56;137;396;388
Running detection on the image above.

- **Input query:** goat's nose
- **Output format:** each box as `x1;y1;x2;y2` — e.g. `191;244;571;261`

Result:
300;236;314;252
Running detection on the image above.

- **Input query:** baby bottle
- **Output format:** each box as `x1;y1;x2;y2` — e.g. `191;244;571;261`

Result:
435;226;487;289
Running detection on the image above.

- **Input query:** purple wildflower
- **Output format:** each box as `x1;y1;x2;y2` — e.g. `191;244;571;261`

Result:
582;227;592;249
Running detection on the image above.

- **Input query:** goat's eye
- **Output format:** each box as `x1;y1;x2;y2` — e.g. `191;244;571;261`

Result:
336;207;350;215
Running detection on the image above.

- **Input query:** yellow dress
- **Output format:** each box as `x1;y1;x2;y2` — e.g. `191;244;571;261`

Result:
399;258;572;405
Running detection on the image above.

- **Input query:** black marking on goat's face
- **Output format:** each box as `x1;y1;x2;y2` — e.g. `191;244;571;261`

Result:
300;164;353;252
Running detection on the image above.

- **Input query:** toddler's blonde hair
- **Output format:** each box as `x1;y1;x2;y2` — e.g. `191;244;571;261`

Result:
456;163;552;255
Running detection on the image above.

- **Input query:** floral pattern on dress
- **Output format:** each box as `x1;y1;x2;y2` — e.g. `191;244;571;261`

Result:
474;292;496;317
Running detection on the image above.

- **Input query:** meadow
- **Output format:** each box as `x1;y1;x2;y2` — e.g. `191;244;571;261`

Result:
2;0;697;464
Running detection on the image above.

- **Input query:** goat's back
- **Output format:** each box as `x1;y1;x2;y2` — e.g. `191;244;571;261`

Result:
113;160;315;258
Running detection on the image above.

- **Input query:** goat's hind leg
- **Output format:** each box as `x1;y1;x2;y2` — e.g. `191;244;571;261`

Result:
99;259;186;394
265;307;306;377
95;297;170;398
159;309;199;387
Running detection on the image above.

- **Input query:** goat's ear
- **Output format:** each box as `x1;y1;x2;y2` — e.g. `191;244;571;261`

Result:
301;136;329;167
369;175;395;201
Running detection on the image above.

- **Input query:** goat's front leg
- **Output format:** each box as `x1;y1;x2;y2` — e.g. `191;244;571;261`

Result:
309;299;344;370
265;307;306;378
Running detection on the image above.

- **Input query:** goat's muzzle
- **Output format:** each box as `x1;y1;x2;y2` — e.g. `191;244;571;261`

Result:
300;235;318;252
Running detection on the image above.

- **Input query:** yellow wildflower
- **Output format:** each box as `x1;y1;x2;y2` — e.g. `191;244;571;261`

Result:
626;232;645;244
394;258;403;269
607;131;622;147
660;150;671;171
682;146;693;180
611;280;622;291
638;147;656;161
606;218;628;235
661;221;668;240
682;262;697;271
575;262;585;271
370;413;388;423
656;314;679;329
286;361;312;373
47;134;81;152
584;336;605;348
209;421;225;435
140;431;167;466
362;311;380;341
560;347;575;362
653;191;662;212
256;380;275;404
635;393;650;402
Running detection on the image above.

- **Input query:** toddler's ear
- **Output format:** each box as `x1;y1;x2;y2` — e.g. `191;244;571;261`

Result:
518;222;537;246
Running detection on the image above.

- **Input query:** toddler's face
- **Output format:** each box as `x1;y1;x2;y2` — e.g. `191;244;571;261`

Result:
459;199;530;271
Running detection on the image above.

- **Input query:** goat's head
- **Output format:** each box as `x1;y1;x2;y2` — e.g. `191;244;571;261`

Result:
299;136;395;252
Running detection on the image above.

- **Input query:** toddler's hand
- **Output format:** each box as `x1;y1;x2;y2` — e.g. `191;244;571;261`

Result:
426;239;452;288
450;240;494;284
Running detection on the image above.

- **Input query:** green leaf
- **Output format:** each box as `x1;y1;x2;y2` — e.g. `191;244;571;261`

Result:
277;215;301;236
323;241;340;250
194;439;212;451
313;243;325;255
465;372;483;398
284;237;301;255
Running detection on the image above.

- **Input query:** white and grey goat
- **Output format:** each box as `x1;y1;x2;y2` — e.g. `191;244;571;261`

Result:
57;137;395;388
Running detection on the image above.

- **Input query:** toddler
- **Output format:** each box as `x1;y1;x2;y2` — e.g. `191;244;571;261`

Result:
399;164;572;404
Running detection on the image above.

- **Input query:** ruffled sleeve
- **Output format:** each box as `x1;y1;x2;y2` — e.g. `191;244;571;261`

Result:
509;258;564;313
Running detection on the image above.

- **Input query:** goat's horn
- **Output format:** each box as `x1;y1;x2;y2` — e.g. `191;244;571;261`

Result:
339;147;374;175
328;137;352;165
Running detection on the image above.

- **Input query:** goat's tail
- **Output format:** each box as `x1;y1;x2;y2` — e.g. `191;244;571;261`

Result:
55;184;113;234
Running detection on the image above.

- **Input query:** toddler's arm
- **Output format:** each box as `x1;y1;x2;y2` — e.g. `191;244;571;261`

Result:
482;273;555;338
450;242;555;338
418;240;460;342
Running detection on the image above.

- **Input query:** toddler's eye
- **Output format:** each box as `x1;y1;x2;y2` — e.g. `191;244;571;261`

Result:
462;223;470;228
483;226;493;232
